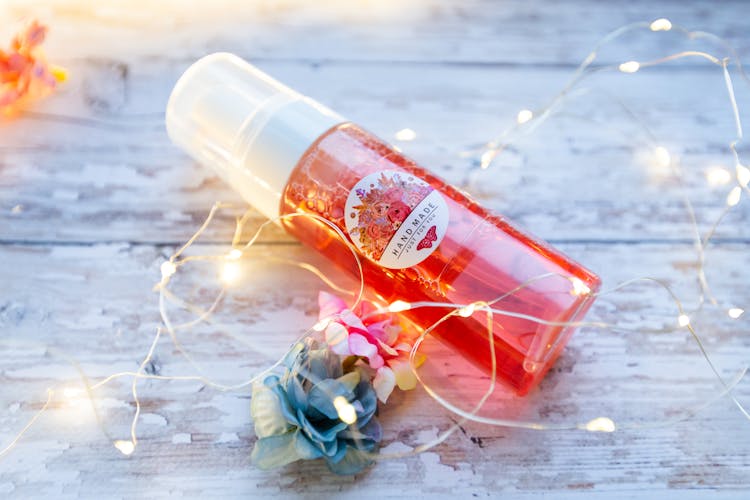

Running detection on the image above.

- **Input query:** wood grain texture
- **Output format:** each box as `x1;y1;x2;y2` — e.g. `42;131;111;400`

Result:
0;1;749;498
1;0;749;65
1;63;748;243
0;242;748;498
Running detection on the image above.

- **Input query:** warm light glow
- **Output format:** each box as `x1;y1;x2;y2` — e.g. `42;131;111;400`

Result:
227;249;243;260
705;166;732;187
619;61;640;73
678;314;690;327
395;128;416;141
737;164;750;187
63;387;83;399
585;417;616;432
458;304;476;317
388;300;411;312
727;186;742;207
61;385;90;414
728;308;745;319
480;150;495;170
570;277;591;296
653;146;671;168
114;440;135;456
650;18;672;31
333;396;357;425
220;262;242;284
160;261;176;279
516;109;533;124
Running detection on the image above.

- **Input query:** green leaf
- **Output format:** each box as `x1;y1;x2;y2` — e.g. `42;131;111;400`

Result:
250;378;291;438
251;432;301;470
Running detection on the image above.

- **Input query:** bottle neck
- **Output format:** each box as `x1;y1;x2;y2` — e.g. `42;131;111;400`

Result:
231;96;345;221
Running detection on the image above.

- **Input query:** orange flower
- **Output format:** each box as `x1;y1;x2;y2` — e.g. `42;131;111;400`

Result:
0;20;66;116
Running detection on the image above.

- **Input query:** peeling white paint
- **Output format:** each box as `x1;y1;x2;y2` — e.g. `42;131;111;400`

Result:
172;433;192;444
216;432;239;443
140;413;168;427
380;441;414;454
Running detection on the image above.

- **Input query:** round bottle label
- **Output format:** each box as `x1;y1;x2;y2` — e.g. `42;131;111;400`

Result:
344;170;449;269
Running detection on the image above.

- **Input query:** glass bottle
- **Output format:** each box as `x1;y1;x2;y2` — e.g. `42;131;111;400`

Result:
166;53;600;395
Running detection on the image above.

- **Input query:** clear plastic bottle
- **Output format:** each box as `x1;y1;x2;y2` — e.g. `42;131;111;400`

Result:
166;53;600;395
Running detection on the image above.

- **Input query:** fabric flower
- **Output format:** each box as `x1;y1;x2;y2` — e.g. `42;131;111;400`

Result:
318;291;421;403
1;20;66;116
250;339;382;475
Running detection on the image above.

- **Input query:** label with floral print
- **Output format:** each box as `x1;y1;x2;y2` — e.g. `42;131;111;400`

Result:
344;170;449;269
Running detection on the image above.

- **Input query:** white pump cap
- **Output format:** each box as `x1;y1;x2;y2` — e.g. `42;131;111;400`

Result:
166;53;345;220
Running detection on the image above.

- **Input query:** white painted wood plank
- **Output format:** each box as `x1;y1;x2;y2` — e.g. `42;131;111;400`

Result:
1;62;748;243
0;242;748;496
1;0;748;65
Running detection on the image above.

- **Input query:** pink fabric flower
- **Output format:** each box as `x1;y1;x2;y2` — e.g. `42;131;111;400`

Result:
0;20;66;116
318;291;420;402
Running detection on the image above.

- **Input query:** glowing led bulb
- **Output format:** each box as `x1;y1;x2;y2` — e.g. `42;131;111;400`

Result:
388;300;411;313
726;186;742;207
220;262;242;284
480;150;496;170
62;386;89;411
728;308;744;319
114;440;135;456
585;417;616;432
395;128;416;141
619;61;640;73
677;314;690;327
63;387;83;398
705;166;731;187
333;396;357;425
570;277;591;296
737;164;750;187
227;248;243;260
653;146;671;168
516;109;533;124
650;18;672;31
458;303;476;317
160;261;177;279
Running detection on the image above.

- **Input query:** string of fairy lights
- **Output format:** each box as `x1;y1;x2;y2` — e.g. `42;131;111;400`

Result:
1;17;749;463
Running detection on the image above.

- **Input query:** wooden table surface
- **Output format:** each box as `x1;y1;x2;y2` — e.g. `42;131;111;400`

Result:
1;1;749;498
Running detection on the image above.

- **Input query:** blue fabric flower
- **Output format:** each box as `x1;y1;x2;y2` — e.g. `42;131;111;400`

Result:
250;340;382;475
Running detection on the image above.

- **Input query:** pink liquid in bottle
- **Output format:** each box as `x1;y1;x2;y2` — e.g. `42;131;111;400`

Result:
281;124;600;395
167;53;601;396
